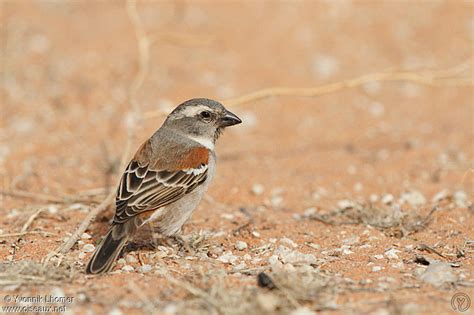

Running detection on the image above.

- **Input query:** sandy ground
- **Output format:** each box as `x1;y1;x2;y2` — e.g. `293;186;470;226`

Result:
1;1;473;314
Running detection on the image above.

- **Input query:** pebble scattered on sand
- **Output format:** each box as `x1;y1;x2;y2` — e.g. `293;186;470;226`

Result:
82;244;95;253
235;241;248;251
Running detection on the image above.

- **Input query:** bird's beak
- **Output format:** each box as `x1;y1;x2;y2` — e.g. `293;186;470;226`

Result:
219;110;242;127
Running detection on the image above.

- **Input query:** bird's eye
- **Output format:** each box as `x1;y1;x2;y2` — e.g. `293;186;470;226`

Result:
200;111;212;121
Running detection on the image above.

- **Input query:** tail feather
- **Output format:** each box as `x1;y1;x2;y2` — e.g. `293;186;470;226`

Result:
86;224;128;274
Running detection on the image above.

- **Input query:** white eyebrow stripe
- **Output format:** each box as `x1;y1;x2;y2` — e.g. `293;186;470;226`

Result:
187;135;215;150
179;105;211;117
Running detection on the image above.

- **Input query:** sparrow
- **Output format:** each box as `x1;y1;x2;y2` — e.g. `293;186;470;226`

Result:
86;98;241;274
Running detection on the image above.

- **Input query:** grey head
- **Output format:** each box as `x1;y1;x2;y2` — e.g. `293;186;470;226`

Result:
163;98;242;144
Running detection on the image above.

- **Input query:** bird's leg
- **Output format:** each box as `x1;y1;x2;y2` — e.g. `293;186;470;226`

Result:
169;234;193;254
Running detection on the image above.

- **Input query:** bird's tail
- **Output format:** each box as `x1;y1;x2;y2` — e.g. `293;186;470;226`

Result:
86;223;130;274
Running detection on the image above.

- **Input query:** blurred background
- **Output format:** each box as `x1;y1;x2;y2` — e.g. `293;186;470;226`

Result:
0;1;473;314
1;1;472;196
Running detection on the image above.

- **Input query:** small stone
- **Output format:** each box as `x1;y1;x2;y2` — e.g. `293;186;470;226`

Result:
109;308;123;315
117;258;126;265
354;182;363;192
235;241;248;251
221;213;234;220
270;195;283;207
125;254;138;263
268;255;280;266
78;252;86;260
337;199;357;209
252;231;261;238
381;194;394;205
373;254;384;260
162;303;177;315
385;248;400;260
290;307;316;315
454;191;468;207
369;194;379;203
138;264;152;273
217;251;238;264
82;244;95;253
274;246;316;265
432;190;450;203
47;205;58;214
311;54;339;79
243;254;251;260
341;246;354;255
251;184;264;196
420;261;457;287
372;266;383;272
400;191;426;207
81;233;92;239
121;265;134;272
303;207;317;217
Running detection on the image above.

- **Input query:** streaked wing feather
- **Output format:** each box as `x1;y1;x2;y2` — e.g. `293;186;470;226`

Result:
114;160;208;224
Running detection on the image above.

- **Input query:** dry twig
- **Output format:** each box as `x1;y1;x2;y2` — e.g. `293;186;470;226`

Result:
0;231;53;238
224;60;473;106
19;208;44;238
141;60;473;120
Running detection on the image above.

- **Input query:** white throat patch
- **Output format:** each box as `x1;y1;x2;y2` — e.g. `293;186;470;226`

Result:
188;135;215;150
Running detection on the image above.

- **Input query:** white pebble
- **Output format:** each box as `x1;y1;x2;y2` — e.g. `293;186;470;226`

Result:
372;266;383;272
81;233;92;240
47;205;58;214
82;244;95;253
385;248;400;260
221;213;234;220
369;194;379;203
251;184;265;196
337;199;357;209
125;254;138;263
121;265;134;272
217;251;238;264
138;264;152;273
381;194;394;205
303;207;317;217
432;189;450;203
454;191;468;207
312;54;339;79
116;258;126;265
290;307;316;315
235;241;248;251
108;308;123;315
400;191;426;207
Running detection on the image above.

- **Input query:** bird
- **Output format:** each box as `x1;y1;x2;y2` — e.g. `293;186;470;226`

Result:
86;98;241;274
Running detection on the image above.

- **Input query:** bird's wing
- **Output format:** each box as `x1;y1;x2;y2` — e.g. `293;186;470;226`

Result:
113;145;209;224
